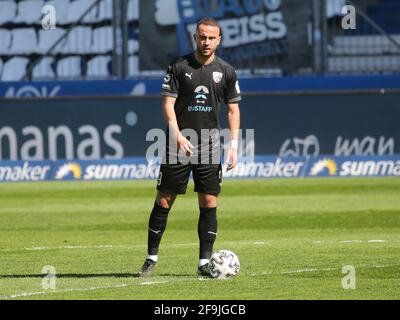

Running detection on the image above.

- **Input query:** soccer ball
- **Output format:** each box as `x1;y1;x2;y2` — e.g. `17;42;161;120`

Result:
208;249;240;279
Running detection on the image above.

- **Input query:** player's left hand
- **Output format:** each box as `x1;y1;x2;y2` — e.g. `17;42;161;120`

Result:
226;148;238;171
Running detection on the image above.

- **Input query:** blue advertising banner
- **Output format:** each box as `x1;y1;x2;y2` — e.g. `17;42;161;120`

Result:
1;155;399;183
1;75;400;98
1;92;399;161
0;79;162;98
306;156;400;178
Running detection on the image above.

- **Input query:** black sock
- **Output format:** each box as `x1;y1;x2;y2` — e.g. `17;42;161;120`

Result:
147;202;171;255
198;207;217;260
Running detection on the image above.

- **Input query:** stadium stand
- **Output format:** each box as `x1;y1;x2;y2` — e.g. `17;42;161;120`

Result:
92;26;114;54
97;0;113;22
365;0;400;34
0;0;140;80
0;29;12;54
0;0;17;25
0;0;397;80
128;55;139;77
63;26;93;54
14;0;44;24
1;57;30;81
87;55;111;77
65;0;98;24
127;0;139;22
36;28;67;54
10;28;38;55
56;56;82;78
327;0;400;74
32;56;55;79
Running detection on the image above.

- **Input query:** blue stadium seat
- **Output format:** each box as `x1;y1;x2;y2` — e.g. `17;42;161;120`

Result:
46;0;70;25
128;39;139;55
128;55;139;77
0;0;17;24
0;29;12;54
56;56;82;78
92;26;113;53
65;0;98;24
9;28;37;55
87;55;111;77
326;0;345;18
128;0;139;21
330;34;400;55
97;0;113;22
33;57;56;80
14;0;44;24
62;26;92;54
36;28;67;54
1;57;29;81
328;55;400;74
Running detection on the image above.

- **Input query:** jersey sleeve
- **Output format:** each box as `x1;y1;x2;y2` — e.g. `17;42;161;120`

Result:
161;61;180;98
224;68;241;104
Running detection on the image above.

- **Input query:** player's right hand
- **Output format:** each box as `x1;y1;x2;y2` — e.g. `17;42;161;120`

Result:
177;135;194;156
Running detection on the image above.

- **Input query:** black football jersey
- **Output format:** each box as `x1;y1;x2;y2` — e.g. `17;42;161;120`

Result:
161;53;241;134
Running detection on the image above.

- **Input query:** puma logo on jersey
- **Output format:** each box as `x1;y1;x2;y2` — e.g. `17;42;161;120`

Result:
185;73;193;79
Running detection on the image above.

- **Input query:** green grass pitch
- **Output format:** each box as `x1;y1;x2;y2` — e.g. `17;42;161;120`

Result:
0;178;399;300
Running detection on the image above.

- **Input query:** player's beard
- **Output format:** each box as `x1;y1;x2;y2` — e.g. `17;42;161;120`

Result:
197;46;215;59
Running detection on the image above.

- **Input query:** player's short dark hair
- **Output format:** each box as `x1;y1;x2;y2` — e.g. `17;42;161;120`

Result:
196;18;221;36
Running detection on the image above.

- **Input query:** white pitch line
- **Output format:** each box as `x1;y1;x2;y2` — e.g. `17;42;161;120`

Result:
2;264;399;299
278;264;398;275
0;239;396;253
1;239;396;252
1;240;270;252
312;240;391;244
0;283;130;299
140;280;170;286
24;245;121;251
0;278;193;300
280;268;320;274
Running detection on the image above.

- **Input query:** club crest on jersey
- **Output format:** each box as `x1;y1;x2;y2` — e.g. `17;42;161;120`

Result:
213;72;223;84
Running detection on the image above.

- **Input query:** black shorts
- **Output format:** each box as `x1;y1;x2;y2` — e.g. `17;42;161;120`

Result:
156;163;222;195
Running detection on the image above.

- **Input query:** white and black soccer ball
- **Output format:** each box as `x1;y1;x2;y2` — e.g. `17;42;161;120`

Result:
208;249;240;279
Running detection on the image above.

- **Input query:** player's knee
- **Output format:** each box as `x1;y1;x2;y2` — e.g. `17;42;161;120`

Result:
198;195;218;208
156;192;176;209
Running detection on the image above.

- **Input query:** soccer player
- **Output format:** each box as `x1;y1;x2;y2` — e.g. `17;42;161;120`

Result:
138;18;241;277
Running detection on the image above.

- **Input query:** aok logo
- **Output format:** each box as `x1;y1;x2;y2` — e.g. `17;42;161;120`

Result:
5;85;61;98
310;159;338;176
